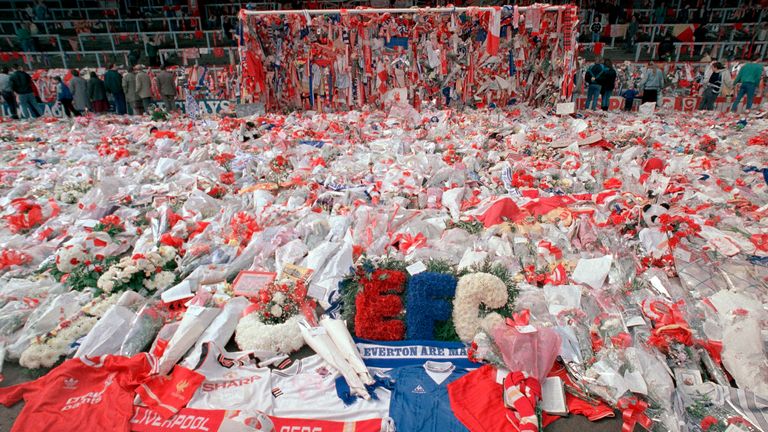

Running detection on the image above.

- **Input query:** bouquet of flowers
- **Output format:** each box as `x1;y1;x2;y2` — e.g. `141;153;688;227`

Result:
226;211;260;252
96;135;130;160
53;179;92;204
93;214;126;237
96;246;178;294
658;214;702;249
235;279;314;354
19;293;120;368
2;197;60;234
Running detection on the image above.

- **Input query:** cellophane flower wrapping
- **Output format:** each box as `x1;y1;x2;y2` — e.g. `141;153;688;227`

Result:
491;323;562;383
119;301;170;357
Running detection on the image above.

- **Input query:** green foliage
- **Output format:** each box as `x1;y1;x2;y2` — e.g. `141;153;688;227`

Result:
447;219;485;235
151;109;169;122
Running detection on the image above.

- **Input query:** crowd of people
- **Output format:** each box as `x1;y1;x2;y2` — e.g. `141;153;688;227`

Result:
582;56;765;112
0;64;178;119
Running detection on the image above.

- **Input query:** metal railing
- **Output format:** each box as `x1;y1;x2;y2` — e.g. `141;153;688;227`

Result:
2;33;64;53
77;29;226;52
634;41;768;62
11;50;130;69
0;16;203;37
158;46;238;66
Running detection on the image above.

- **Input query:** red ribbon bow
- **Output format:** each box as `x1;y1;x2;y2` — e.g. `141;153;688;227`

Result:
392;232;427;254
617;397;652;432
506;309;531;327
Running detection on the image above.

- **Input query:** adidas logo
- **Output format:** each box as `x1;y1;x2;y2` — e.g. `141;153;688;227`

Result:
63;377;79;390
412;384;426;394
272;387;283;398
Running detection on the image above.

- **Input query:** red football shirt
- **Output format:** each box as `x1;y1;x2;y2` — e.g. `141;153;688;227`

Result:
0;354;155;432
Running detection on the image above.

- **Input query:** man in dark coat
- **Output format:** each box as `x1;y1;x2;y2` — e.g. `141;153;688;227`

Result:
104;64;126;115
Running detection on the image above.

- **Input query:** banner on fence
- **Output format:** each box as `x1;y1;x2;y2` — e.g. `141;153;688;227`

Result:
1;99;232;118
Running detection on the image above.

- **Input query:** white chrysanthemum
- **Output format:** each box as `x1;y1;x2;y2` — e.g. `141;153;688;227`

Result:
235;313;304;354
272;292;286;305
147;252;164;266
270;304;283;317
97;274;115;292
453;273;509;342
158;246;177;262
146;271;175;291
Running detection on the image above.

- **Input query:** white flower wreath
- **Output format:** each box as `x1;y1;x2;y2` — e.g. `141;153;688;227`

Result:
234;313;305;355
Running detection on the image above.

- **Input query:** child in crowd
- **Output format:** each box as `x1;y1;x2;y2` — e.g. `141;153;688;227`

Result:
621;87;640;111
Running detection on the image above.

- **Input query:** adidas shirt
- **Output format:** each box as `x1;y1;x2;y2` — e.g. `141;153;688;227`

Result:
271;354;392;423
0;354;155;432
187;342;273;413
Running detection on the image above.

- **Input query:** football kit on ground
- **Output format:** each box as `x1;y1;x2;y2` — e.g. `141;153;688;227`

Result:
0;354;157;432
387;361;469;432
187;342;274;413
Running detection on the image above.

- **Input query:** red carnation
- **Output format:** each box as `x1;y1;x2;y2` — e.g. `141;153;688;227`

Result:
700;416;719;431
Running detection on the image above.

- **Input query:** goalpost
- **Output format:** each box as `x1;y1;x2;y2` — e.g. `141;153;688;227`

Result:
239;4;579;112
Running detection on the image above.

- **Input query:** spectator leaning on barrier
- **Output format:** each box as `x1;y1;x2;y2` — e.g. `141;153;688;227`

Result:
731;62;764;112
122;67;138;115
10;65;40;118
104;64;126;115
0;67;19;120
69;69;89;113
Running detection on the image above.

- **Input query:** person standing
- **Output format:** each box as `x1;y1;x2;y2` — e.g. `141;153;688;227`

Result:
10;64;40;118
625;14;639;53
731;62;764;112
122;66;137;115
69;69;89;113
654;2;666;24
34;0;48;22
104;64;126;114
640;61;665;106
87;71;108;113
155;65;177;113
584;58;605;110
590;17;603;43
699;62;728;111
53;76;80;117
15;23;33;52
135;65;153;114
0;66;19;119
147;40;160;67
598;58;617;111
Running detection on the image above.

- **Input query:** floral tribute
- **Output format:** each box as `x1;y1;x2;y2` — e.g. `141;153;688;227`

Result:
96;246;178;294
658;214;702;249
3;197;60;234
339;258;518;342
235;279;314;354
245;279;315;325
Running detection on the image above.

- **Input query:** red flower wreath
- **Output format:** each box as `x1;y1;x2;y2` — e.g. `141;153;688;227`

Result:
354;269;406;341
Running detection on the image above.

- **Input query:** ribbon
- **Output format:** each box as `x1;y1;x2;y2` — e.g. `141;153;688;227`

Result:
536;240;563;260
392;232;426;254
617;397;652;432
506;309;531;327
